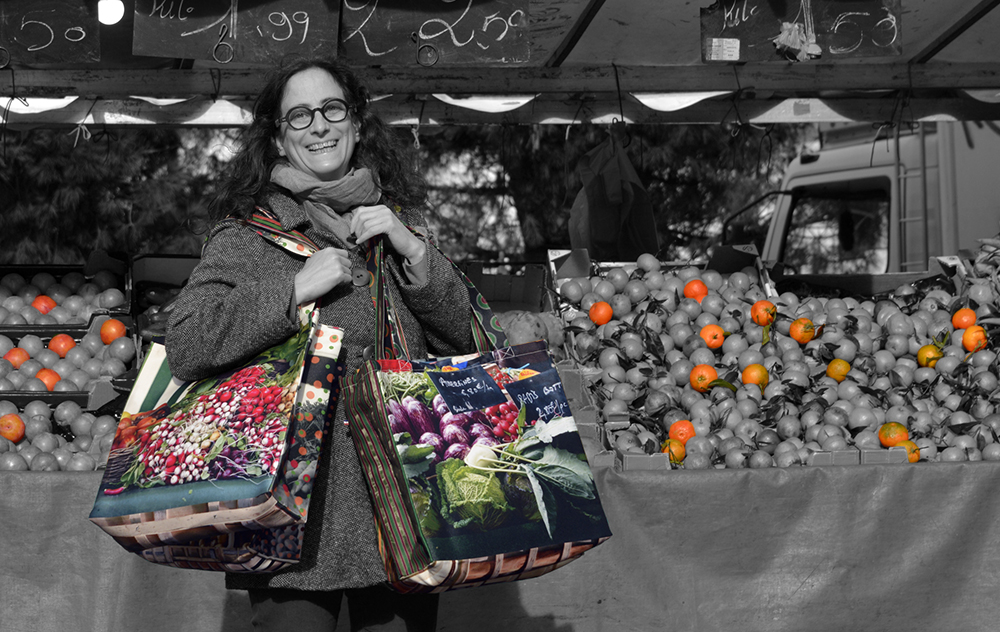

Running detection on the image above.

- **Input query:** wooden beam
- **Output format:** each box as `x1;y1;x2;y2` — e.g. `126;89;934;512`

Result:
5;94;1000;128
2;63;1000;100
910;0;1000;64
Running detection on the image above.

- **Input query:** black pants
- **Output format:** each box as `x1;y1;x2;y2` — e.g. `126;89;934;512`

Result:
248;586;439;632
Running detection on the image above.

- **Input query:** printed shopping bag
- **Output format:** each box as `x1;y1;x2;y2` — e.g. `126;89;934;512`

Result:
343;237;611;593
89;210;343;572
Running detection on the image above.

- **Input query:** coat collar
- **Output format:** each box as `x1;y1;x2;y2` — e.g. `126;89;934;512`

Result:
265;188;313;233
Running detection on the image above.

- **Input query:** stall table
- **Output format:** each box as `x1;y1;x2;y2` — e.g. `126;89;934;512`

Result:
3;462;999;631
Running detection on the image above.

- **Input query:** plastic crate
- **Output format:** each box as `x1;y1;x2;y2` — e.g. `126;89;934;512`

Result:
1;315;138;411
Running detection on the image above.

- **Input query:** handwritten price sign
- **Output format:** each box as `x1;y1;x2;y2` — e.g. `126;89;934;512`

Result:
133;0;338;64
700;0;901;62
340;0;530;66
0;0;100;65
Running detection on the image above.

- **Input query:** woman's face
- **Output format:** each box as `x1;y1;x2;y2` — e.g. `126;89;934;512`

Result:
274;67;359;182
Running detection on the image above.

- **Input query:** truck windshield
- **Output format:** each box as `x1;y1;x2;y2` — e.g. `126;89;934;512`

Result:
780;186;890;274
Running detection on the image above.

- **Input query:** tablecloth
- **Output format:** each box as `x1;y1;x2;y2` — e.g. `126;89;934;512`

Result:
3;462;1000;632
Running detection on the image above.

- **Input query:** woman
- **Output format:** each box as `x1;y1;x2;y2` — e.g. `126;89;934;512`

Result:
165;56;474;631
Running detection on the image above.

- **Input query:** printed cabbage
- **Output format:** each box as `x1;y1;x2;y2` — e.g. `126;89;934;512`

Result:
436;458;512;532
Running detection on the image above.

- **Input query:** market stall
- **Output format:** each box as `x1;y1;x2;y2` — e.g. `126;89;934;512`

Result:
7;1;1000;631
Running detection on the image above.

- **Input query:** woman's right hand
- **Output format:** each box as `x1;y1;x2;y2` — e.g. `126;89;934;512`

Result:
293;247;353;305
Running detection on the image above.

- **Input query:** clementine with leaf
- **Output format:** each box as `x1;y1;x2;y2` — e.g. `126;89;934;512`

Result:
750;300;777;326
741;363;769;391
826;358;851;383
661;437;686;464
878;422;909;448
699;324;726;350
588;301;614;326
963;325;987;353
789;318;816;344
683;279;708;304
897;439;920;463
689;364;718;393
917;344;943;368
668;419;697;445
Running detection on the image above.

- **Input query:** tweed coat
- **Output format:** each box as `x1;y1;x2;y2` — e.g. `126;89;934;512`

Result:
165;189;475;591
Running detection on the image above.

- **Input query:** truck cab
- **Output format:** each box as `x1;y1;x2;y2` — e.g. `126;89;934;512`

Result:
753;122;1000;275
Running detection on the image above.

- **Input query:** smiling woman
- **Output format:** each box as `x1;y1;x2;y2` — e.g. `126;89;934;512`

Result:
165;56;476;632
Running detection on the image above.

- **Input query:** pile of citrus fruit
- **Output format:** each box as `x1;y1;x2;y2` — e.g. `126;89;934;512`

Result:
0;318;135;393
559;249;1000;469
0;398;116;471
0;269;127;326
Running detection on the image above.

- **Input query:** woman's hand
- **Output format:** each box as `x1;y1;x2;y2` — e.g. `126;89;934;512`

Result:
351;204;425;262
293;247;353;305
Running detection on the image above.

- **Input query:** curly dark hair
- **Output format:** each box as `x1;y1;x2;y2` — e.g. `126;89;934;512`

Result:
210;56;426;220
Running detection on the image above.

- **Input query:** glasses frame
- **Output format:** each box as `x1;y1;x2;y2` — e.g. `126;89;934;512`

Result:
275;98;353;130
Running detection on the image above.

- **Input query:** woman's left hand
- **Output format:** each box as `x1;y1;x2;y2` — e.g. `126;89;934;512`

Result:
351;204;425;261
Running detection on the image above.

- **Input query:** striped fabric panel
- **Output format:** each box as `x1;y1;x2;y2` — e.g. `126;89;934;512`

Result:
343;366;431;577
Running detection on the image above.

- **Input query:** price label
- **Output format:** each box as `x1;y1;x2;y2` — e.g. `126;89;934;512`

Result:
503;369;572;424
428;365;507;415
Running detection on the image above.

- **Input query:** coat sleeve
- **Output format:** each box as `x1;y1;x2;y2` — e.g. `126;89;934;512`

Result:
386;207;475;357
165;225;301;381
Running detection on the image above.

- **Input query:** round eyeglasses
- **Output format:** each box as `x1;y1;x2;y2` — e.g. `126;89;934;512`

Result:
275;99;352;130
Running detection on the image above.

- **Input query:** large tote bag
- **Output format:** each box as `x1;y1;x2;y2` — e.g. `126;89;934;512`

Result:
89;212;344;572
342;239;612;593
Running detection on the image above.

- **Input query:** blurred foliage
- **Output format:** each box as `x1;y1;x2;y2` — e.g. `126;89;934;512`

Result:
0;127;232;264
416;122;810;264
0;122;809;266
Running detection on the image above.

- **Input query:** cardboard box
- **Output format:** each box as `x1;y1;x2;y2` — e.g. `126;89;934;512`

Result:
458;261;548;313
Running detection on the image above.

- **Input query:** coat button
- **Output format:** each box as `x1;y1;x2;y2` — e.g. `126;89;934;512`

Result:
352;268;372;287
362;345;376;361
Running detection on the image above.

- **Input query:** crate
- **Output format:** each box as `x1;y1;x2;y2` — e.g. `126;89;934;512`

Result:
1;315;138;411
458;261;548;312
0;251;131;334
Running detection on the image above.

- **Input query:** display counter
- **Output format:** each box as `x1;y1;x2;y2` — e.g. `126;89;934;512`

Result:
3;462;1000;632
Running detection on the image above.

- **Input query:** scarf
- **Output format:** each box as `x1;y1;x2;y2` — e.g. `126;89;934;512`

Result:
270;160;382;243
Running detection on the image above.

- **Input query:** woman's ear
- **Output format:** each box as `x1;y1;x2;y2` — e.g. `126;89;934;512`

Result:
274;136;286;157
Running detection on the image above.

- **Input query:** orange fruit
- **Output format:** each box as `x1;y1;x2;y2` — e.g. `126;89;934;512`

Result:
100;318;127;345
34;368;61;391
31;294;57;315
0;413;25;443
897;439;920;463
668;419;697;445
699;323;725;350
741;363;769;391
588;301;614;326
963;325;987;353
683;279;708;303
750;300;776;326
661;437;686;464
3;347;30;369
48;333;77;358
689;364;718;393
952;307;977;330
917;344;943;368
826;358;851;383
878;421;909;448
789;318;816;344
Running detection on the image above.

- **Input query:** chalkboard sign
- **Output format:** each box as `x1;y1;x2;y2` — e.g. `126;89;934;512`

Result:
132;0;339;64
700;0;901;62
428;365;508;415
503;368;572;424
340;0;530;67
0;1;100;65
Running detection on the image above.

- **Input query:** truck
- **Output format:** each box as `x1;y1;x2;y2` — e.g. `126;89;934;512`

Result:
728;121;1000;284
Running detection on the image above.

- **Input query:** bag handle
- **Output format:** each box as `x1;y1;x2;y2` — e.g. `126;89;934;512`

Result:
369;225;508;362
218;208;324;323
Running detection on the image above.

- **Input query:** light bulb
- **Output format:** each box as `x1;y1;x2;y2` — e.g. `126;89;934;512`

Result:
98;0;125;26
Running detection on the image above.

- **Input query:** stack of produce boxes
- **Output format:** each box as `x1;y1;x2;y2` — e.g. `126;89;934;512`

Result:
0;253;140;471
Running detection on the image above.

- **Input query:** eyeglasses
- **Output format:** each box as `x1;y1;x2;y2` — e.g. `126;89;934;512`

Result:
275;98;352;130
